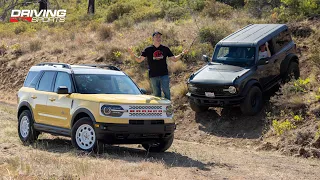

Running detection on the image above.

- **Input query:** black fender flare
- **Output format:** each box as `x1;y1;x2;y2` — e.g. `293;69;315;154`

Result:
240;80;262;96
17;101;34;120
70;108;96;128
280;53;299;75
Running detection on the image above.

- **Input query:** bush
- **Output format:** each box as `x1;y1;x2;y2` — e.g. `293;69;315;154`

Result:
198;26;229;47
245;0;281;18
272;0;320;22
164;5;189;21
29;40;42;52
272;119;296;135
97;25;113;40
14;24;27;35
105;3;134;23
104;47;123;63
202;1;233;18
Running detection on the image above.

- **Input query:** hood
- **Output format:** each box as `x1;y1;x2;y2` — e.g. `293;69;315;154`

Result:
71;94;171;105
190;64;250;85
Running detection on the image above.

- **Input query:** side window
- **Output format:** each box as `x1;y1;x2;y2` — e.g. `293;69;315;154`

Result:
274;29;292;53
37;71;56;92
54;72;72;93
24;71;39;87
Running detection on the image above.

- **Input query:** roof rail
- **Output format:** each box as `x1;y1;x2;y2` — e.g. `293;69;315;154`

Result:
80;64;121;71
36;62;71;69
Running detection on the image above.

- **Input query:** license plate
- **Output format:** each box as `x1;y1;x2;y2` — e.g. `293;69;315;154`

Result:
205;92;215;97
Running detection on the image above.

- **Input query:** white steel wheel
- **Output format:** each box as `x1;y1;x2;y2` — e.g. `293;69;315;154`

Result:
75;124;96;150
20;116;30;138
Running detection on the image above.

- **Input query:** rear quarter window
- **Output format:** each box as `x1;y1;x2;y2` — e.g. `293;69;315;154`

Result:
24;71;40;87
274;29;292;52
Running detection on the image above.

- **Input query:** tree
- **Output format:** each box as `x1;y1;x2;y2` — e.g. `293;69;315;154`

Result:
39;0;48;11
88;0;95;14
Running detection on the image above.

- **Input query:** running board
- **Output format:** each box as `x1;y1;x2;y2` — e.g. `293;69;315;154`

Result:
34;123;71;137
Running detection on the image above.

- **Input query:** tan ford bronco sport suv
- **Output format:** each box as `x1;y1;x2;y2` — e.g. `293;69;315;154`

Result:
17;63;175;152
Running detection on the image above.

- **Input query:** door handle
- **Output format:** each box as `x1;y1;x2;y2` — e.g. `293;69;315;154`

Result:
31;95;37;99
49;97;56;102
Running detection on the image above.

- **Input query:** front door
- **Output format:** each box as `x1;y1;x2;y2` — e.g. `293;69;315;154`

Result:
46;72;73;128
32;71;56;124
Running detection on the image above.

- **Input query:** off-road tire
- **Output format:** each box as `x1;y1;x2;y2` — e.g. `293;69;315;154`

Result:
71;117;98;152
240;86;263;116
18;110;39;145
283;62;300;83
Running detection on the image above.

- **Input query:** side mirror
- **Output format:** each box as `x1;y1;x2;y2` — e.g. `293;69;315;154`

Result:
140;88;147;94
257;57;269;66
57;86;69;94
202;55;209;62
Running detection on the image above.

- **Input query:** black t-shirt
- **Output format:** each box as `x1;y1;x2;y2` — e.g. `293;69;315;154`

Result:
141;45;174;78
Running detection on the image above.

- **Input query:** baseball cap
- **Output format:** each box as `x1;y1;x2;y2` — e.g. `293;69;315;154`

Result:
152;31;162;37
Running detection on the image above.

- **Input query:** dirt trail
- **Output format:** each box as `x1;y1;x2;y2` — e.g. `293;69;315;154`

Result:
0;104;319;180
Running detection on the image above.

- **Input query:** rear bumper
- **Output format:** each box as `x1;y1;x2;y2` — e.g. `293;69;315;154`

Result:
94;122;175;144
187;93;244;107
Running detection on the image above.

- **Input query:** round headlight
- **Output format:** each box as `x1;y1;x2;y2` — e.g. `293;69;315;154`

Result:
228;86;237;94
166;105;173;117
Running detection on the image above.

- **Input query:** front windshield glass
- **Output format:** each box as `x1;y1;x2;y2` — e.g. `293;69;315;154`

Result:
213;46;255;66
74;74;141;94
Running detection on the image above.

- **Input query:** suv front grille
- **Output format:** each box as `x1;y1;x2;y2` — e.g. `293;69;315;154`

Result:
190;84;231;96
129;105;162;110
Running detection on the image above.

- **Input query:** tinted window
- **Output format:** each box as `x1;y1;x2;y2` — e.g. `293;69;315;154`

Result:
37;71;56;92
74;74;141;94
274;29;292;52
214;46;255;66
24;71;39;87
54;72;72;93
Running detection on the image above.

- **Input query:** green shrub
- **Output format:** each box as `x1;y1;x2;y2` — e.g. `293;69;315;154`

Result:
272;119;296;135
198;26;229;47
105;3;134;23
202;1;233;18
14;24;27;35
272;0;320;22
164;5;189;21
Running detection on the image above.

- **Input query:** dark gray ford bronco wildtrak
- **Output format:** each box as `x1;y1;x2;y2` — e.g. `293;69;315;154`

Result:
187;24;300;115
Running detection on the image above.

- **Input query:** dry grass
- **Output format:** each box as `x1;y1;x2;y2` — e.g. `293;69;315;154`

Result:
171;82;188;99
168;61;187;75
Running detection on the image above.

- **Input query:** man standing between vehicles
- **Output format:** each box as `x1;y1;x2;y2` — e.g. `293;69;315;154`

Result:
128;31;188;100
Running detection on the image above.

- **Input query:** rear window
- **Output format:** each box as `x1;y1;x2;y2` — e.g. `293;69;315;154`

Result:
24;71;40;87
274;29;292;52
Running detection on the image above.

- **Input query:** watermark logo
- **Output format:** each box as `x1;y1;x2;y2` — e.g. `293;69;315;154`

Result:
10;9;67;23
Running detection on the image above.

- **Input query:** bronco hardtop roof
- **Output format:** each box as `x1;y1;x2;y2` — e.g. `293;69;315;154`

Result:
29;63;124;75
217;24;288;47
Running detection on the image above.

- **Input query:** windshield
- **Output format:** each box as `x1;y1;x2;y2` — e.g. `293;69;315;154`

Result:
213;46;255;66
74;74;141;94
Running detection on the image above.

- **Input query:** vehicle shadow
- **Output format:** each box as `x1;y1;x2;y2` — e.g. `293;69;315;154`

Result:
194;86;279;139
33;138;217;171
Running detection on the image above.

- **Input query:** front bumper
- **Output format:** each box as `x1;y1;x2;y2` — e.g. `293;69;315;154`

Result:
94;121;175;144
187;92;244;107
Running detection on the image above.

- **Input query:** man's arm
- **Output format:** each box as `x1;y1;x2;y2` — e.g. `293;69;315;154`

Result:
128;47;146;63
168;49;188;62
266;42;271;57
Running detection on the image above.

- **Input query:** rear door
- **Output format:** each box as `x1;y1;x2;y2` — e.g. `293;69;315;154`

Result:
272;29;293;77
30;71;56;124
46;72;73;128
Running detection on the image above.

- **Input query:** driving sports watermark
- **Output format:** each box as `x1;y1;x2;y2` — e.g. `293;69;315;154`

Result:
10;9;67;23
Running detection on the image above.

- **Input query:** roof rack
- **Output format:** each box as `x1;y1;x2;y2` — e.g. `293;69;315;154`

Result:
36;62;71;69
80;64;121;71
